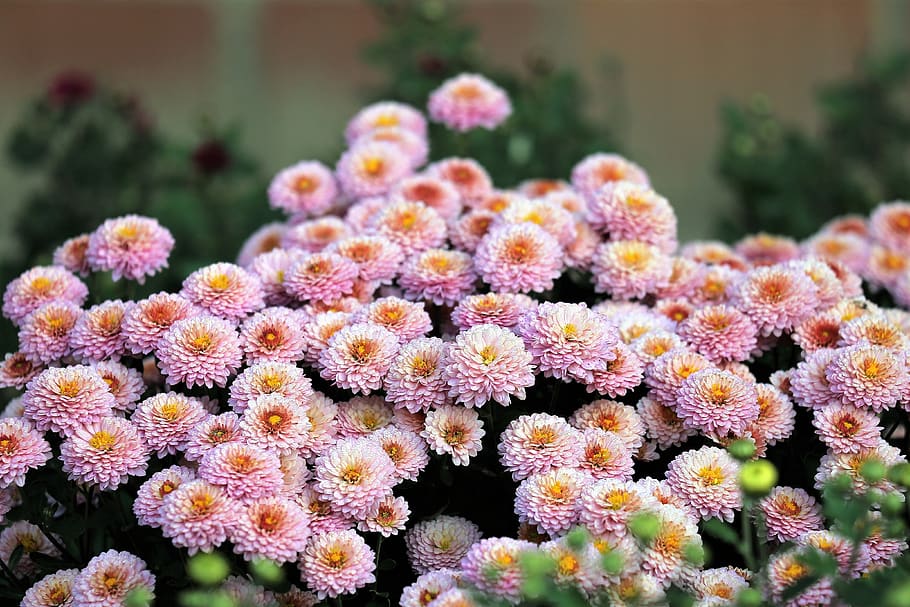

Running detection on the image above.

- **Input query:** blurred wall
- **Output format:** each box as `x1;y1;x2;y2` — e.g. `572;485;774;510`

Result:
0;0;905;253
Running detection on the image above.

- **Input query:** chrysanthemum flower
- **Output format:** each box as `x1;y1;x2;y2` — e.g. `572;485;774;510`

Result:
498;197;577;247
2;266;87;324
337;141;411;198
131;392;206;457
826;343;908;412
803;231;870;274
230;496;310;562
345;101;427;143
157;315;242;388
427;157;493;203
327;235;404;285
69;299;131;362
278;451;311;496
759;486;823;543
639;503;701;584
460;537;535;601
248;248;305;307
283;216;351;253
314;436;396;519
60;417;148;491
275;587;320;607
236;223;286;269
0;418;51;488
570;153;649;197
122;292;198;355
181;262;264;321
570;399;646;452
815;440;905;494
839;313;908;351
630;330;684;367
750;383;796;446
587;182;677;252
421;405;485;466
238;393;311;453
677;369;759;438
160;479;241;554
734;233;800;266
789;348;839;409
333;395;393;438
0;521;60;577
863;512;909;569
229;361;314;414
199;442;284;501
357;495;411;536
449;209;497;253
792;311;843;353
445;324;535;407
514;467;585;535
352;297;431;342
18;300;82;364
637;396;695;450
394;175;462;219
677;304;758;364
653;258;704;302
399;569;459;607
799;529;871;577
370;426;429;482
92;361;144;413
319;322;399;395
592;240;673;300
370;199;447;257
295;485;353;535
767;549;834;607
72;550;155;607
300;530;376;599
450;292;535;331
398;248;477;306
475;223;563;294
268;160;337;217
86;215;174;283
689;265;742;306
22;568;79;607
579;478;655;539
0;352;42;389
383;337;449;413
498;413;584;481
733;265;819;336
53;234;92;276
576;427;634;481
284;252;358;305
183;413;243;464
428;73;511;131
869;200;910;253
866;244;909;288
393;408;426;435
689;568;749;607
133;465;196;528
23;365;115;435
239;307;305;364
356;126;428;169
664;446;742;522
812;403;882;454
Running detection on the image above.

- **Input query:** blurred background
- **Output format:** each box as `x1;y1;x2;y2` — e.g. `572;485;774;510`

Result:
0;0;908;282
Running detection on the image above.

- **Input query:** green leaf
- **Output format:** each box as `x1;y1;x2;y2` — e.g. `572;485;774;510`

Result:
701;518;740;546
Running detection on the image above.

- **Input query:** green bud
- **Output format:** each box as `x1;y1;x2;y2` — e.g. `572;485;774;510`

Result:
518;550;556;577
888;463;910;487
601;550;624;575
124;587;154;607
739;460;778;497
826;473;853;493
860;460;887;484
727;438;756;462
250;558;284;585
187;552;230;586
628;512;660;544
521;576;548;600
180;590;235;607
565;526;589;551
885;580;910;607
881;492;906;516
735;587;763;607
683;542;705;567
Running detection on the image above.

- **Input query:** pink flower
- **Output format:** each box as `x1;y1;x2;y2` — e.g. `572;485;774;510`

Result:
133;465;196;528
69;299;132;362
427;158;493;203
869;200;910;253
591;240;672;299
2;265;87;324
300;393;339;459
353;297;432;342
22;568;79;607
570;153;649;197
399;248;477;306
268;160;337;217
498;413;584;481
790;348;839;409
816;441;905;495
751;383;796;446
0;418;51;488
18;300;82;364
639;503;701;585
231;496;311;562
475;223;563;294
240;307;306;364
584;343;645;398
181;262;265;321
133;392;208;457
446;324;535;407
767;549;835;607
371;199;447;256
735;233;800;266
23;365;115;435
405;515;481;574
60;417;148;491
236;223;286;268
677;369;760;438
314;436;396;518
334;395;394;437
184;412;243;462
319;322;400;395
295;485;353;535
0;521;60;578
664;446;741;522
570;399;646;452
53;234;91;276
460;537;535;601
371;426;429;482
826;343;908;412
394;175;462;219
733;265;818;336
240;393;312;452
515;467;585;535
285;253;359;304
337;141;411;198
587;182;677;252
92;361;145;413
228;361;313;413
812;403;883;454
72;550;155;607
355;126;428;169
86;215;174;283
199;442;284;501
327;235;404;284
421;405;485;466
157;315;243;388
249;248;306;306
678;304;758;363
160;479;242;554
793;311;843;352
449;209;497;253
345;101;427;143
428;73;511;131
357;495;411;537
385;337;450;413
0;352;42;389
840;313;908;350
300;530;376;599
578;428;635;480
759;487;823;543
283;217;351;253
122;292;198;355
451;292;536;331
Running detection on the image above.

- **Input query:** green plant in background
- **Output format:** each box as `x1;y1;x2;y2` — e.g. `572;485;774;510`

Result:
717;52;910;239
365;0;621;186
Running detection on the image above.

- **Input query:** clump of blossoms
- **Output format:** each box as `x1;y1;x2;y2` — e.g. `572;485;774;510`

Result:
1;75;910;607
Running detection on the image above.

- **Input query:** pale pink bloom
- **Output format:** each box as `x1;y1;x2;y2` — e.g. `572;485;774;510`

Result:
677;369;760;438
689;568;749;606
334;395;394;437
654;257;704;300
394;175;462;219
0;417;51;488
399;569;459;607
72;550;155;607
53;234;91;276
639;503;702;585
579;478;656;539
449;209;497;253
445;324;535;407
869;200;910;253
282;216;351;253
356;126;428;168
23;365;115;435
592;240;673;300
160;479;242;554
793;311;843;352
300;530;376;599
357;495;410;536
499;196;577;247
314;436;396;518
327;235;404;284
399;248;477;306
584;343;645;398
812;403;882;454
132;392;207;457
759;486;823;543
798;529;870;577
319;322;400;395
69;299;131;362
337;141;411;198
240;307;306;364
476;223;563;294
60;417;148;491
295;485;354;535
498;413;584;481
181;262;264;321
428;73;511;131
767;549;835;607
385;337;450;413
664;446;742;522
734;265;819;336
240;393;312;452
236;223;287;268
228;361;313;414
450;292;535;331
122;292;198;354
0;352;42;390
133;465;196;528
22;568;79;607
587;181;677;252
86;215;174;283
370;426;429;482
570;399;646;452
789;348;839;409
751;383;796;446
815;440;905;495
285;252;359;304
2;265;87;324
690;265;742;305
345;101;427;143
427;157;493;203
268;160;337;217
353;297;432;342
514;467;585;535
460;537;535;601
803;231;870;274
570;153;649;197
826;343;908;412
371;199;447;256
735;233;800;266
839;313;908;350
18;300;82;364
678;304;758;364
92;361;144;413
630;330;685;367
231;496;311;562
0;521;60;578
156;315;243;389
866;244;909;288
638;396;695;450
249;248;307;306
422;405;485;466
300;311;352;365
301;393;339;460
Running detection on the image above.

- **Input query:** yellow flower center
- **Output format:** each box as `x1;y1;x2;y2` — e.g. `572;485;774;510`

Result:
159;480;177;498
159;402;180;421
261;373;283;391
478;345;498;365
208;273;231;290
443;425;465;445
191;334;212;352
103;573;122;592
777;496;801;516
46;584;69;605
267;413;284;428
862;357;880;379
191;493;215;515
294;176;316;193
697;465;724;486
342;467;363;485
605;489;631;510
57;379;81;398
89;430;117;451
374;114;398;128
326;548;347;569
411;356;436;377
557;554;579;575
30;276;52;294
259;512;281;532
363;157;384;176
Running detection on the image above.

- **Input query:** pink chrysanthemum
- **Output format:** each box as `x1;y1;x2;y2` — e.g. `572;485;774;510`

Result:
278;451;311;496
122;292;198;355
577;427;635;481
587;182;677;252
356;126;428;169
236;222;286;268
864;512;909;569
638;396;695;450
22;568;79;607
789;258;845;310
563;219;601;271
677;369;759;438
268;160;337;217
181;262;265;321
0;351;42;389
767;549;835;607
231;496;310;562
160;478;241;554
282;217;351;253
812;403;882;454
370;426;429;482
751;383;796;446
498;197;577;247
92;361;144;413
445;324;535;407
319;322;400;395
514;467;585;535
733;265;819;336
498;413;584;481
839;313;908;351
639;503;702;585
405;516;481;574
240;393;311;452
450;292;535;331
240;307;305;364
327;235;404;284
199;442;284;501
826;343;908;412
690;568;749;606
690;265;742;306
584;343;646;399
591;240;672;300
428;73;511;131
449;209;497;253
228;361;313;414
427;157;493;203
799;529;870;577
133;465;196;528
314;436;396;518
2;265;87;324
86;215;174;283
249;248;306;307
18;300;82;364
72;550;155;607
735;233;800;266
393;408;426;435
789;348;839;409
579;478;656;539
816;440;905;494
399;569;459;607
394;175;462;219
353;297;432;342
69;299;131;362
157;315;242;388
803;231;870;274
654;257;703;301
296;485;354;535
357;495;411;537
398;248;476;306
370;199;447;257
664;446;742;522
460;537;535;601
869;200;910;253
759;487;823;543
0;417;51;488
385;337;450;413
570;153;649;197
792;311;843;353
133;392;208;457
345;101;427;143
337;141;411;198
422;405;485;466
60;417;148;491
570;399;645;452
630;330;684;366
0;521;60;578
677;304;758;364
866;245;908;288
284;253;359;305
23;365;115;435
53;234;92;276
475;223;563;294
334;395;394;437
300;530;376;599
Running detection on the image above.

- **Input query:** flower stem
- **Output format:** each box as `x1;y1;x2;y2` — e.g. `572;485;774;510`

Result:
739;501;757;571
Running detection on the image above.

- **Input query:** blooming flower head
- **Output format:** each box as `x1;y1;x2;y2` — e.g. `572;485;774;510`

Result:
735;233;800;266
0;417;51;488
133;465;196;528
3;266;87;324
399;569;459;607
199;442;284;501
23;365;115;435
579;478;655;539
515;467;586;535
295;485;353;535
399;248;477;306
22;568;79;607
751;383;796;446
406;515;482;575
86;215;174;283
789;348;839;409
826;343;908;412
792;311;843;353
229;361;313;414
593;239;674;300
231;496;311;562
327;235;404;284
570;153;650;197
450;292;536;331
181;262;264;321
759;486;823;543
475;223;563;293
345;101;427;143
798;529;870;577
357;494;411;537
867;244;909;288
498;413;584;481
385;337;450;413
72;550;155;607
637;396;695;450
60;417;148;491
664;446;742;522
449;209;497;253
0;351;42;390
839;313;908;351
132;391;207;457
460;537;535;601
157;315;243;388
371;198;448;256
160;479;242;554
0;521;60;577
353;297;432;342
499;196;577;247
240;307;305;364
53;234;91;276
18;300;82;364
236;223;286;268
678;304;758;364
428;73;511;131
122;292;198;355
815;440;905;494
639;503;701;584
689;568;749;607
268;160;338;217
630;330;684;367
570;399;646;452
803;231;870;274
248;248;307;307
767;549;834;607
357;126;428;169
677;369;760;438
240;393;312;452
587;181;677;252
869;200;910;253
370;426;429;482
335;395;394;437
284;252;359;304
394;175;462;219
314;436;396;518
446;324;535;407
319;322;400;395
812;403;882;454
654;257;704;300
92;361;144;413
422;405;485;466
283;217;351;253
576;427;634;481
337;141;411;198
300;530;376;599
733;265;819;336
69;299;131;362
427;157;493;203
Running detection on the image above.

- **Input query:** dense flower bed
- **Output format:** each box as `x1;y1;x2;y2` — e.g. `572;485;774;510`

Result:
1;73;910;607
